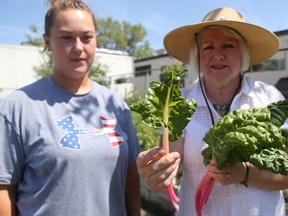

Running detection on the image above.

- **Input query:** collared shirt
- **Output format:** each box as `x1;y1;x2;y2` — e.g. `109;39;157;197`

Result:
177;76;285;216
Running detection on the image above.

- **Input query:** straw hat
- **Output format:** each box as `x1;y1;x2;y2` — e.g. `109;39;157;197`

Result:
163;7;279;65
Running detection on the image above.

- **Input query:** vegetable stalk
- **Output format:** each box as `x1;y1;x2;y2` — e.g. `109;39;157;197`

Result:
162;78;179;210
131;69;197;211
195;172;214;216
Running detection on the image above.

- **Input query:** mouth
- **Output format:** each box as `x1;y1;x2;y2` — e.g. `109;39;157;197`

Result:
71;58;86;63
211;64;227;70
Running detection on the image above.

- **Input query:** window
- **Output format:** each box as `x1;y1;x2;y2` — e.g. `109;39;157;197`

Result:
114;77;132;84
135;65;151;77
249;59;286;72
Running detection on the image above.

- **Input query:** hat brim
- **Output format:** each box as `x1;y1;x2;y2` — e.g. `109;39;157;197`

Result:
163;20;279;65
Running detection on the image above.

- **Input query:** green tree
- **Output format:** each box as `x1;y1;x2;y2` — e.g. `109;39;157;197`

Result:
97;17;153;58
21;25;44;47
160;64;187;82
89;61;109;86
126;91;160;150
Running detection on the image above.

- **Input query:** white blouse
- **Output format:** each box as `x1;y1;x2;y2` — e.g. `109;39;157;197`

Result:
177;76;286;216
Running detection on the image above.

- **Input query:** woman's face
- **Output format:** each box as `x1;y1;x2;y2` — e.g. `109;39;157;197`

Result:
43;9;96;80
199;27;242;89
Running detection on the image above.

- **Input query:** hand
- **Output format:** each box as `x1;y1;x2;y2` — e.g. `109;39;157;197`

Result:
207;160;246;185
136;147;181;192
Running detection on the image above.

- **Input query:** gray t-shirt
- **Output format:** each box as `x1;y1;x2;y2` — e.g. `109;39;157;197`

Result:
0;77;141;216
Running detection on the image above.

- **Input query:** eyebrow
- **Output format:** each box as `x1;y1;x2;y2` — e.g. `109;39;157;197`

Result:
56;30;95;34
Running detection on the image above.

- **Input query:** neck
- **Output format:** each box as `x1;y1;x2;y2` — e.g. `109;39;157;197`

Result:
204;75;242;105
52;74;92;94
203;74;243;116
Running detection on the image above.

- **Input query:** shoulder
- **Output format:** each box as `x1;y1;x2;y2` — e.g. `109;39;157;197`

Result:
92;81;128;109
4;77;50;100
245;76;283;98
0;78;50;114
243;76;284;106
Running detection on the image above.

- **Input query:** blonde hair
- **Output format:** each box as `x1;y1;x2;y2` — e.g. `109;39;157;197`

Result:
44;0;97;36
189;26;250;73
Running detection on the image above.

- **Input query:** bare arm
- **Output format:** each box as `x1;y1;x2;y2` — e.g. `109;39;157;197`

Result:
0;184;17;216
125;164;141;216
245;163;288;190
208;161;288;190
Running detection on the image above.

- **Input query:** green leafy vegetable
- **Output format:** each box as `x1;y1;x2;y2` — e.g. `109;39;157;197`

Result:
131;69;197;211
202;99;288;173
131;69;197;142
196;99;288;216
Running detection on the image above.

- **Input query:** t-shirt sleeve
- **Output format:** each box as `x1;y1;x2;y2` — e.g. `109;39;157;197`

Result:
0;112;25;184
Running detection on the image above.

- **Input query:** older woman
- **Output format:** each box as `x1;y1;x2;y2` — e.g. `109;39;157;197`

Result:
137;7;288;216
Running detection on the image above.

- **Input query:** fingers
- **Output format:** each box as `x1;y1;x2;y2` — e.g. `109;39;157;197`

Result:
207;162;230;184
136;147;166;168
136;148;181;192
207;161;246;185
150;157;181;192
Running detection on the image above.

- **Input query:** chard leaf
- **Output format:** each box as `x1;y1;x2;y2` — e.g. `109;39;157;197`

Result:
249;148;288;175
268;99;288;127
202;99;288;175
130;69;197;142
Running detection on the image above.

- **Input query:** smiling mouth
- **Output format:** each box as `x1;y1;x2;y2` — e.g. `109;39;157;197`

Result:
71;58;85;63
211;65;227;69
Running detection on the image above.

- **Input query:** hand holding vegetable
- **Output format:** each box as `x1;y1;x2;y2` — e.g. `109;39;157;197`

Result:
202;99;288;172
196;99;288;216
131;69;197;211
136;147;181;192
207;160;247;185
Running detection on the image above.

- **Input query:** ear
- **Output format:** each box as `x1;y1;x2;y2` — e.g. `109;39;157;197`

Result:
43;34;51;51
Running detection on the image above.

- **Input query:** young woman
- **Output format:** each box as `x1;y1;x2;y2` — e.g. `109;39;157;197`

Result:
137;7;288;216
0;1;141;215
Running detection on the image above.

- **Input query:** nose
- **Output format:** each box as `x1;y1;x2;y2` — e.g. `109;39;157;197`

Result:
72;38;84;52
212;48;225;61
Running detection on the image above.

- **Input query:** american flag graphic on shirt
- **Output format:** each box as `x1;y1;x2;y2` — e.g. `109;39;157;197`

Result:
56;115;124;149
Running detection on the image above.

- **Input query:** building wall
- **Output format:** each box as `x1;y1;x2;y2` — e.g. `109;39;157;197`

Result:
96;49;134;99
0;45;134;100
134;55;184;96
0;44;43;100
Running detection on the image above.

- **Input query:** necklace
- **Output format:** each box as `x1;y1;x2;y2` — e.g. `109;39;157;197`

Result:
212;104;230;112
195;33;245;125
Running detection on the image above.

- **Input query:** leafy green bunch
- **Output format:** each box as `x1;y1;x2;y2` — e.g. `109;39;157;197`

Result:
202;99;288;175
130;69;197;142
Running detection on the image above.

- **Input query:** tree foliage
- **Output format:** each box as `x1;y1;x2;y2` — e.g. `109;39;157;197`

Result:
160;64;187;82
21;25;44;47
126;91;160;151
97;17;153;58
89;60;109;86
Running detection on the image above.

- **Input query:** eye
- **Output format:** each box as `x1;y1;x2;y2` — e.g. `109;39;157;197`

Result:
223;43;236;49
202;45;213;52
61;36;73;40
204;46;212;50
82;35;94;43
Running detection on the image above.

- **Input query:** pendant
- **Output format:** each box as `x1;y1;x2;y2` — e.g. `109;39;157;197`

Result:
212;104;229;112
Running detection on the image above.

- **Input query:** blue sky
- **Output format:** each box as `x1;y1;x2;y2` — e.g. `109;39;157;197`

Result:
1;0;288;50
